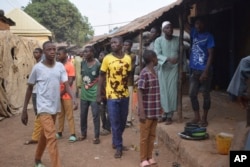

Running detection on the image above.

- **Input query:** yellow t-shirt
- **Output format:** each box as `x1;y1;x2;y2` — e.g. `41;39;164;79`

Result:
101;53;132;99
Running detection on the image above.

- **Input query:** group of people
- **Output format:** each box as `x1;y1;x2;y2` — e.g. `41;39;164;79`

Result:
21;16;216;167
145;17;214;128
137;17;214;166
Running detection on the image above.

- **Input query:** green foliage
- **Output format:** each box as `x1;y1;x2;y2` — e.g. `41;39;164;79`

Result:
25;0;94;46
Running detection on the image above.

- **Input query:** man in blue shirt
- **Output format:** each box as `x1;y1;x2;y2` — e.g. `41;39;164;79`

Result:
189;17;215;127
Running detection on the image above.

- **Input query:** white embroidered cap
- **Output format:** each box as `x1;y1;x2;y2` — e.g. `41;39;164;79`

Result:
162;21;171;29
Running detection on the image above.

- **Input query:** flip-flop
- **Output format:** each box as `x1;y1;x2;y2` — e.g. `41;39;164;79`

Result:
112;144;129;151
114;149;122;158
122;146;129;151
199;121;208;127
68;136;77;143
140;160;150;167
148;158;157;166
78;135;86;141
93;138;100;144
165;118;173;125
157;117;166;123
55;133;62;139
24;140;38;145
34;162;45;167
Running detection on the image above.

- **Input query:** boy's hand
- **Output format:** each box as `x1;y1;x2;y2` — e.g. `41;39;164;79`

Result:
200;71;208;81
168;57;178;64
96;96;102;104
139;111;146;123
139;118;146;123
73;101;78;110
21;109;28;126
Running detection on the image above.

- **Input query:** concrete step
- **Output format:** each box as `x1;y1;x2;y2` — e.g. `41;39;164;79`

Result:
155;93;249;167
156;118;249;167
157;123;228;167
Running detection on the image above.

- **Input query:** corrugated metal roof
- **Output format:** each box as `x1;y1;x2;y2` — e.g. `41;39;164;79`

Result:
6;8;52;36
110;0;183;37
86;34;109;46
85;0;183;46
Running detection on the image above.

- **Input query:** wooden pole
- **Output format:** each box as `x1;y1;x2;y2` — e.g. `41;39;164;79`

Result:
138;31;143;71
177;5;185;122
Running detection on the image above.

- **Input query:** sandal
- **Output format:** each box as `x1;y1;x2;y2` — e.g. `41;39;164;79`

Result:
140;160;150;167
24;140;38;145
100;129;111;136
148;158;157;165
199;121;208;127
93;138;100;144
158;117;166;123
114;149;122;158
55;133;62;139
112;144;129;151
34;160;45;167
165;118;173;125
122;146;129;151
78;135;86;141
68;135;77;143
34;163;45;167
126;121;133;128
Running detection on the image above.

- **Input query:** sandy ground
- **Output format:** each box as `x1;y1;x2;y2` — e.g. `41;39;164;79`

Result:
0;98;183;167
1;89;246;167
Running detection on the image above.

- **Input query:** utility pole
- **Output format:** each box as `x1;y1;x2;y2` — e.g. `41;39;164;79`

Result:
108;0;112;32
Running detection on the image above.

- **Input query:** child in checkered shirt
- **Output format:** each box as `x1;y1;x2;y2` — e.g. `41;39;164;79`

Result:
137;50;162;167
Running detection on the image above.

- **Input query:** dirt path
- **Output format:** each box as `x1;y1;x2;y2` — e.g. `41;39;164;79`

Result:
0;102;183;167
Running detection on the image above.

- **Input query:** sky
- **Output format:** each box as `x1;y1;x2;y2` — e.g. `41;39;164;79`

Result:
2;0;177;36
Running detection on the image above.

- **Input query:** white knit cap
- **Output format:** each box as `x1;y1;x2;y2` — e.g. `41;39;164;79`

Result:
162;21;171;29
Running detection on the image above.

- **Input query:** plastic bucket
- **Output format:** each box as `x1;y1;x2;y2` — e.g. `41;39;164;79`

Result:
215;132;233;155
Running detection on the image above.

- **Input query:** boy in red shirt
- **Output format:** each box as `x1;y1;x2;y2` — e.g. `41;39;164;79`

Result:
56;47;77;142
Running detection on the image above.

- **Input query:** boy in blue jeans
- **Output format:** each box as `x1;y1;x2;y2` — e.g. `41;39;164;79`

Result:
97;36;132;158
